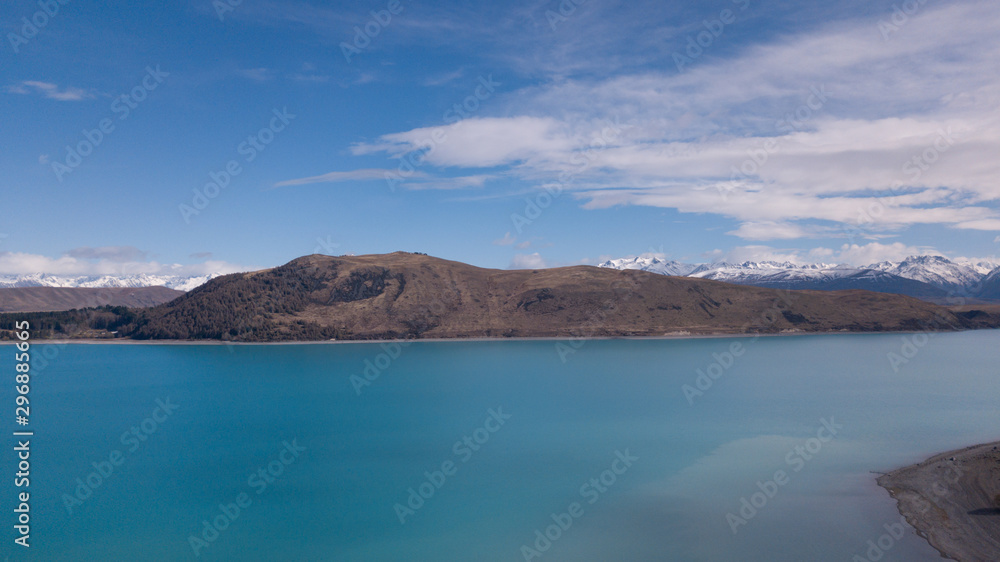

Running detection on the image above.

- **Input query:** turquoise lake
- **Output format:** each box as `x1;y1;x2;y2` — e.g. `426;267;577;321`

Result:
3;330;998;561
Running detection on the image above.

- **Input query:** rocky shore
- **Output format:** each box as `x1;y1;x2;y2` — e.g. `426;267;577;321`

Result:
877;442;1000;561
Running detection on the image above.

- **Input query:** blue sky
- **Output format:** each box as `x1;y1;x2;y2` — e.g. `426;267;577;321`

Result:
2;0;999;276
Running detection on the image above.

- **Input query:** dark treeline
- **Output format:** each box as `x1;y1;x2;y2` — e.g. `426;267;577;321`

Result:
0;306;138;339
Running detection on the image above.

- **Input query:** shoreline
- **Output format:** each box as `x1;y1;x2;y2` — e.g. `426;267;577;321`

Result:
877;441;1000;562
1;327;995;346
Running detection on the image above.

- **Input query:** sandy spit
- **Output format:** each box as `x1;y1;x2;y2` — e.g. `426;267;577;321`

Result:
877;441;1000;562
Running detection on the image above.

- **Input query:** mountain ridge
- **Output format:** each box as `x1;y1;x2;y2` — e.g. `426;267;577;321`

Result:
4;252;998;342
600;254;1000;301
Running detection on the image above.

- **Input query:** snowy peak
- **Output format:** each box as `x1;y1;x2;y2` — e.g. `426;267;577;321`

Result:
864;255;984;291
688;261;858;282
0;273;222;291
598;256;697;277
598;253;1000;300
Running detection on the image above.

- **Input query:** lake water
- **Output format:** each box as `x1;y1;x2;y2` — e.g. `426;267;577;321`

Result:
3;330;998;561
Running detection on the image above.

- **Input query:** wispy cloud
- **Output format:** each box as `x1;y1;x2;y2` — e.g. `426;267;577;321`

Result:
273;168;423;188
402;175;493;190
509;252;547;269
236;68;272;82
345;1;1000;240
0;251;249;276
274;169;491;191
493;232;516;246
6;81;93;101
65;246;149;262
703;241;939;266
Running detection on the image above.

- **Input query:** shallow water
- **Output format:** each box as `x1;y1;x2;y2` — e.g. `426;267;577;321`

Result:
3;330;997;561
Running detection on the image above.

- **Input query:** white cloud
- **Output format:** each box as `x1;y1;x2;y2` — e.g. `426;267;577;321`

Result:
345;1;1000;239
701;242;944;267
236;68;271;82
65;246;149;262
0;251;249;277
726;222;822;241
400;175;492;190
703;246;804;265
509;253;547;269
352;116;578;168
274;169;491;191
493;232;516;246
830;242;935;265
7;81;93;101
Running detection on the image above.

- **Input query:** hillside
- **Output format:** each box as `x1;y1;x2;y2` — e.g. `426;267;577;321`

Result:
8;252;995;342
0;286;183;313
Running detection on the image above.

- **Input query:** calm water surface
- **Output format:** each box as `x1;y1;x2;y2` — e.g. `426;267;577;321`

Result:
3;330;998;561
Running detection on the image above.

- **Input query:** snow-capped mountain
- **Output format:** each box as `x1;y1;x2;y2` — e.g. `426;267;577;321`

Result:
0;273;222;292
687;261;859;283
955;259;1000;276
685;261;947;299
977;266;1000;299
597;256;697;276
599;254;1000;301
864;255;985;292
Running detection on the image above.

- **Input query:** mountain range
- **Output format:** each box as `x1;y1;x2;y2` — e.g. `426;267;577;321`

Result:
1;255;997;305
3;252;998;342
0;273;221;292
599;255;1000;302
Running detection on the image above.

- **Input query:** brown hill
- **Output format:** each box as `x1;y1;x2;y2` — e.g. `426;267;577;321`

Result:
116;252;999;341
0;286;184;313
